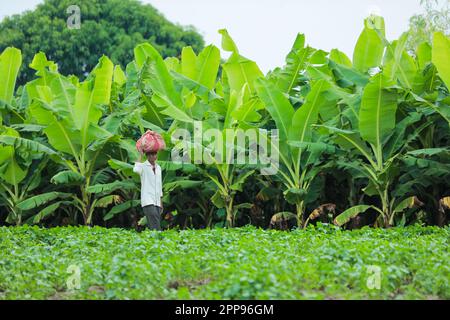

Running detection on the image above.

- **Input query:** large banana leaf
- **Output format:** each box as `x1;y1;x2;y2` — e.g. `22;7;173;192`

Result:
353;17;386;73
163;180;203;192
432;32;450;89
103;200;140;221
0;47;22;105
26;53;61;104
134;43;182;106
359;74;398;156
153;93;194;123
29;201;71;224
330;49;352;67
140;94;166;128
218;29;239;53
219;29;264;94
77;58;114;151
288;80;331;168
113;65;127;87
0;127;26;185
16;192;72;211
318;125;375;165
171;71;222;102
94;195;122;208
0;134;57;155
231;97;263;123
382;112;423;159
289;80;330;143
86;180;136;194
306;50;334;81
274;34;315;94
28;54;114;157
417;42;432;70
74;56;113;130
50;171;85;185
223;84;249;129
333;205;374;226
0;132;67;183
328;60;369;88
181;45;220;90
0;152;26;186
181;46;197;79
384;34;418;89
254;78;294;142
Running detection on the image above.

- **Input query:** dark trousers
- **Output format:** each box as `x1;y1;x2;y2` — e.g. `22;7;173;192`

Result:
143;204;162;231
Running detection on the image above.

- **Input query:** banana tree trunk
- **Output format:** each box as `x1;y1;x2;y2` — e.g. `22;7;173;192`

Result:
225;197;234;228
383;206;392;228
296;201;304;228
80;186;93;226
381;187;392;228
16;211;22;226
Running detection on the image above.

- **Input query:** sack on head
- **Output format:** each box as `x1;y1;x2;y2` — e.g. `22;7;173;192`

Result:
136;130;166;153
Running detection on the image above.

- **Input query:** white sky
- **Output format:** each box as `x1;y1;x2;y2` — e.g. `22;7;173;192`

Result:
1;0;425;73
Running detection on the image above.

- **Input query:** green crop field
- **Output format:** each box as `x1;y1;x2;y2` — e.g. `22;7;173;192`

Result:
1;225;448;300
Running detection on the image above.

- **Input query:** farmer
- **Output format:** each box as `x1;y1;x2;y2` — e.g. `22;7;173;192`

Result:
133;150;163;231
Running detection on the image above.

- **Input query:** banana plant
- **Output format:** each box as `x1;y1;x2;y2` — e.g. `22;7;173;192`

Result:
255;33;339;227
0;126;72;225
195;30;267;227
323;90;431;227
256;78;337;227
23;52;120;225
324;17;449;227
132;32;262;227
0;47;67;225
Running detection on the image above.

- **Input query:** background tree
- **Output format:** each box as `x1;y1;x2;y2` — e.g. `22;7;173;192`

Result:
0;0;205;85
406;0;450;51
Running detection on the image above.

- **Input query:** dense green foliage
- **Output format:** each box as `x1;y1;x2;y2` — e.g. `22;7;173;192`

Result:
0;224;448;299
0;15;449;230
0;0;204;85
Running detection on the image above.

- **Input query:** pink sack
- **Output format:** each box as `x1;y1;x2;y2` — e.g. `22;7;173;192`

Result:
136;130;166;153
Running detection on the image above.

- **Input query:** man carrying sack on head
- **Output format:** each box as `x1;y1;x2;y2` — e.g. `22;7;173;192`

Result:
133;130;165;231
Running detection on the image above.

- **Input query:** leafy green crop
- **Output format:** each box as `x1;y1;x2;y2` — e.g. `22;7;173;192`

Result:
0;225;448;299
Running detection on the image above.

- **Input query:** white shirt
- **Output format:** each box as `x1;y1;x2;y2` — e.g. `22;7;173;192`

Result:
133;160;163;208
